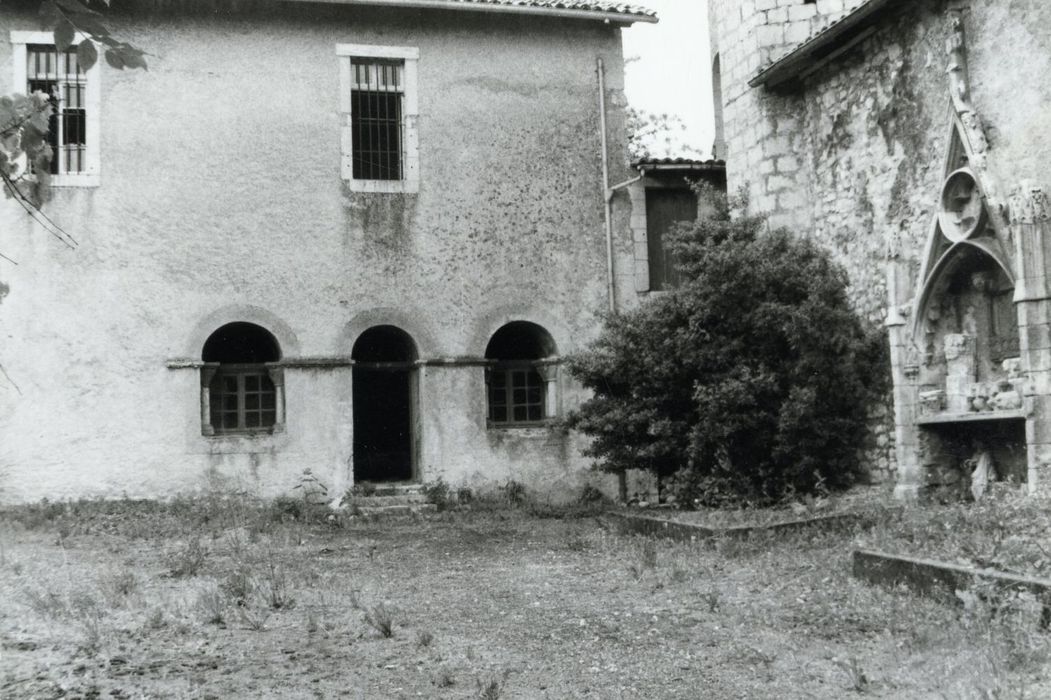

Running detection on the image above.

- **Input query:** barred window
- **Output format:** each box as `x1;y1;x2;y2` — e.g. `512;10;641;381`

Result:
26;44;87;175
201;323;283;436
337;44;419;193
485;322;559;427
350;59;404;181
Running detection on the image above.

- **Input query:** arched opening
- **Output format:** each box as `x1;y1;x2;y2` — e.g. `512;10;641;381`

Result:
484;322;558;426
352;325;418;483
202;322;282;434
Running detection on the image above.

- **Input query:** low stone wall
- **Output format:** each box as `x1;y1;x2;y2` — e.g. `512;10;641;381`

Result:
852;549;1051;623
602;510;865;542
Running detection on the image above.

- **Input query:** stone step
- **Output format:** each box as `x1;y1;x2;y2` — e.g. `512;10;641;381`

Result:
351;494;430;507
354;503;438;519
357;483;425;498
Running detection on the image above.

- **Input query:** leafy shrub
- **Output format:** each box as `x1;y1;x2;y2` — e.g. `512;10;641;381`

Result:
503;480;528;506
565;193;884;505
576;484;610;506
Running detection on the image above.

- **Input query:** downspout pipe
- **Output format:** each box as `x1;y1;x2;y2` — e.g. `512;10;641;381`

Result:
597;59;644;315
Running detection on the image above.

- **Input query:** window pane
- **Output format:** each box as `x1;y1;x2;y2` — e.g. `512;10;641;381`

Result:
245;394;259;410
245;412;261;428
244;375;260;391
261;410;277;426
491;406;507;423
527;405;542;422
513;406;528;422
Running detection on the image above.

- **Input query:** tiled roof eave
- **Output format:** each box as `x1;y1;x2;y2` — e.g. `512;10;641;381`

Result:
749;0;902;90
280;0;658;24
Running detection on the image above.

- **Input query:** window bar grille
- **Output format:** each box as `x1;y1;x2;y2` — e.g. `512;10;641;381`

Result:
351;59;404;180
26;44;86;175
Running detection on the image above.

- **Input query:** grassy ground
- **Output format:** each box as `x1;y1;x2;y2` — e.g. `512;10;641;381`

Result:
1;497;1049;699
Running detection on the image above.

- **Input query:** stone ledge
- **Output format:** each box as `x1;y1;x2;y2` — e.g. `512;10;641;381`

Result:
852;549;1051;619
602;510;865;542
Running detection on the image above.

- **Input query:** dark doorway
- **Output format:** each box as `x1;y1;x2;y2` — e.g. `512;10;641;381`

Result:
352;326;417;483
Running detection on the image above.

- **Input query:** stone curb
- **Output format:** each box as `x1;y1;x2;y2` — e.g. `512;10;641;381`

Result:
852;549;1051;622
602;510;865;542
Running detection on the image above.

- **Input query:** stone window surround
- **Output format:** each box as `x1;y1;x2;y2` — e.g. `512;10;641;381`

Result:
337;43;419;194
10;30;101;188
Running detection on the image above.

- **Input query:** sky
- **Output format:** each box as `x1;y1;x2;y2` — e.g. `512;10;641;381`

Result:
622;0;715;159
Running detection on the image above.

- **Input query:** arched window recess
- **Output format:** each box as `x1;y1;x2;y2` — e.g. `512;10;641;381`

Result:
484;322;560;427
200;322;284;436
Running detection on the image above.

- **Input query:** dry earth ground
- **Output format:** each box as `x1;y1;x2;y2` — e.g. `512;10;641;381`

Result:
1;503;1048;699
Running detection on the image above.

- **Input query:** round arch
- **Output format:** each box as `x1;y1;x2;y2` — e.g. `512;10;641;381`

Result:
185;305;300;360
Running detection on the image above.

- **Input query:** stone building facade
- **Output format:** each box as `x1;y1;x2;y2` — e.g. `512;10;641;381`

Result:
710;0;1051;496
0;0;659;503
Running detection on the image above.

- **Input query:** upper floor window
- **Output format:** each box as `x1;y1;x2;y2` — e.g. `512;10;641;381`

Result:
337;44;419;194
646;188;698;291
485;322;559;427
10;32;100;186
201;322;285;436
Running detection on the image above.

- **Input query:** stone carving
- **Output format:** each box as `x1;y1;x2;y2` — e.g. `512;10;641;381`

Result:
1002;357;1024;379
1008;181;1050;225
966;444;995;501
967;382;989;412
919;389;945;415
943;333;974;364
990;380;1023;411
946;10;989;169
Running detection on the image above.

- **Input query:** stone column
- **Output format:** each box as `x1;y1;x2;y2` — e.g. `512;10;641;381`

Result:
537;363;559;419
200;363;219;436
1009;182;1051;495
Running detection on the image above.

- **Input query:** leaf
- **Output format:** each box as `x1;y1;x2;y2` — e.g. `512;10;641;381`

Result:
112;46;147;71
77;39;98;71
55;19;76;53
104;48;126;70
55;0;102;15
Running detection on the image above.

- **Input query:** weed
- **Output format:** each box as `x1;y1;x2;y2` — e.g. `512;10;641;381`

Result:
639;540;658;569
306;609;320;635
263;551;296;610
670;566;688;583
702;589;721;613
237;605;270;631
503;480;528;506
477;672;510;699
106;569;138;599
23;587;66;618
422;479;452;511
566;536;590;552
145;607;167;630
417;630;435;647
197;585;226;626
834;656;869;693
457;487;474;504
364;603;395;638
167;536;208;578
77;612;104;656
222;564;255;607
436;669;456;688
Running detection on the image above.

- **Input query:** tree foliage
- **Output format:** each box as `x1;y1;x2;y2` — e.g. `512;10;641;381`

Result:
565;193;886;505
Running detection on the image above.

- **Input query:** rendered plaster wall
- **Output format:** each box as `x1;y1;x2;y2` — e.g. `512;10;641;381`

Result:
0;1;635;503
710;0;1051;485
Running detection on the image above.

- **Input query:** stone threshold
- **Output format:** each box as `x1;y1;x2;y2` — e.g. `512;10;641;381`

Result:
602;510;864;542
852;549;1051;624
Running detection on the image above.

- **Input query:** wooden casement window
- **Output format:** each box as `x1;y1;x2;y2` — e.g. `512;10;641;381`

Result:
200;364;284;436
487;364;545;424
